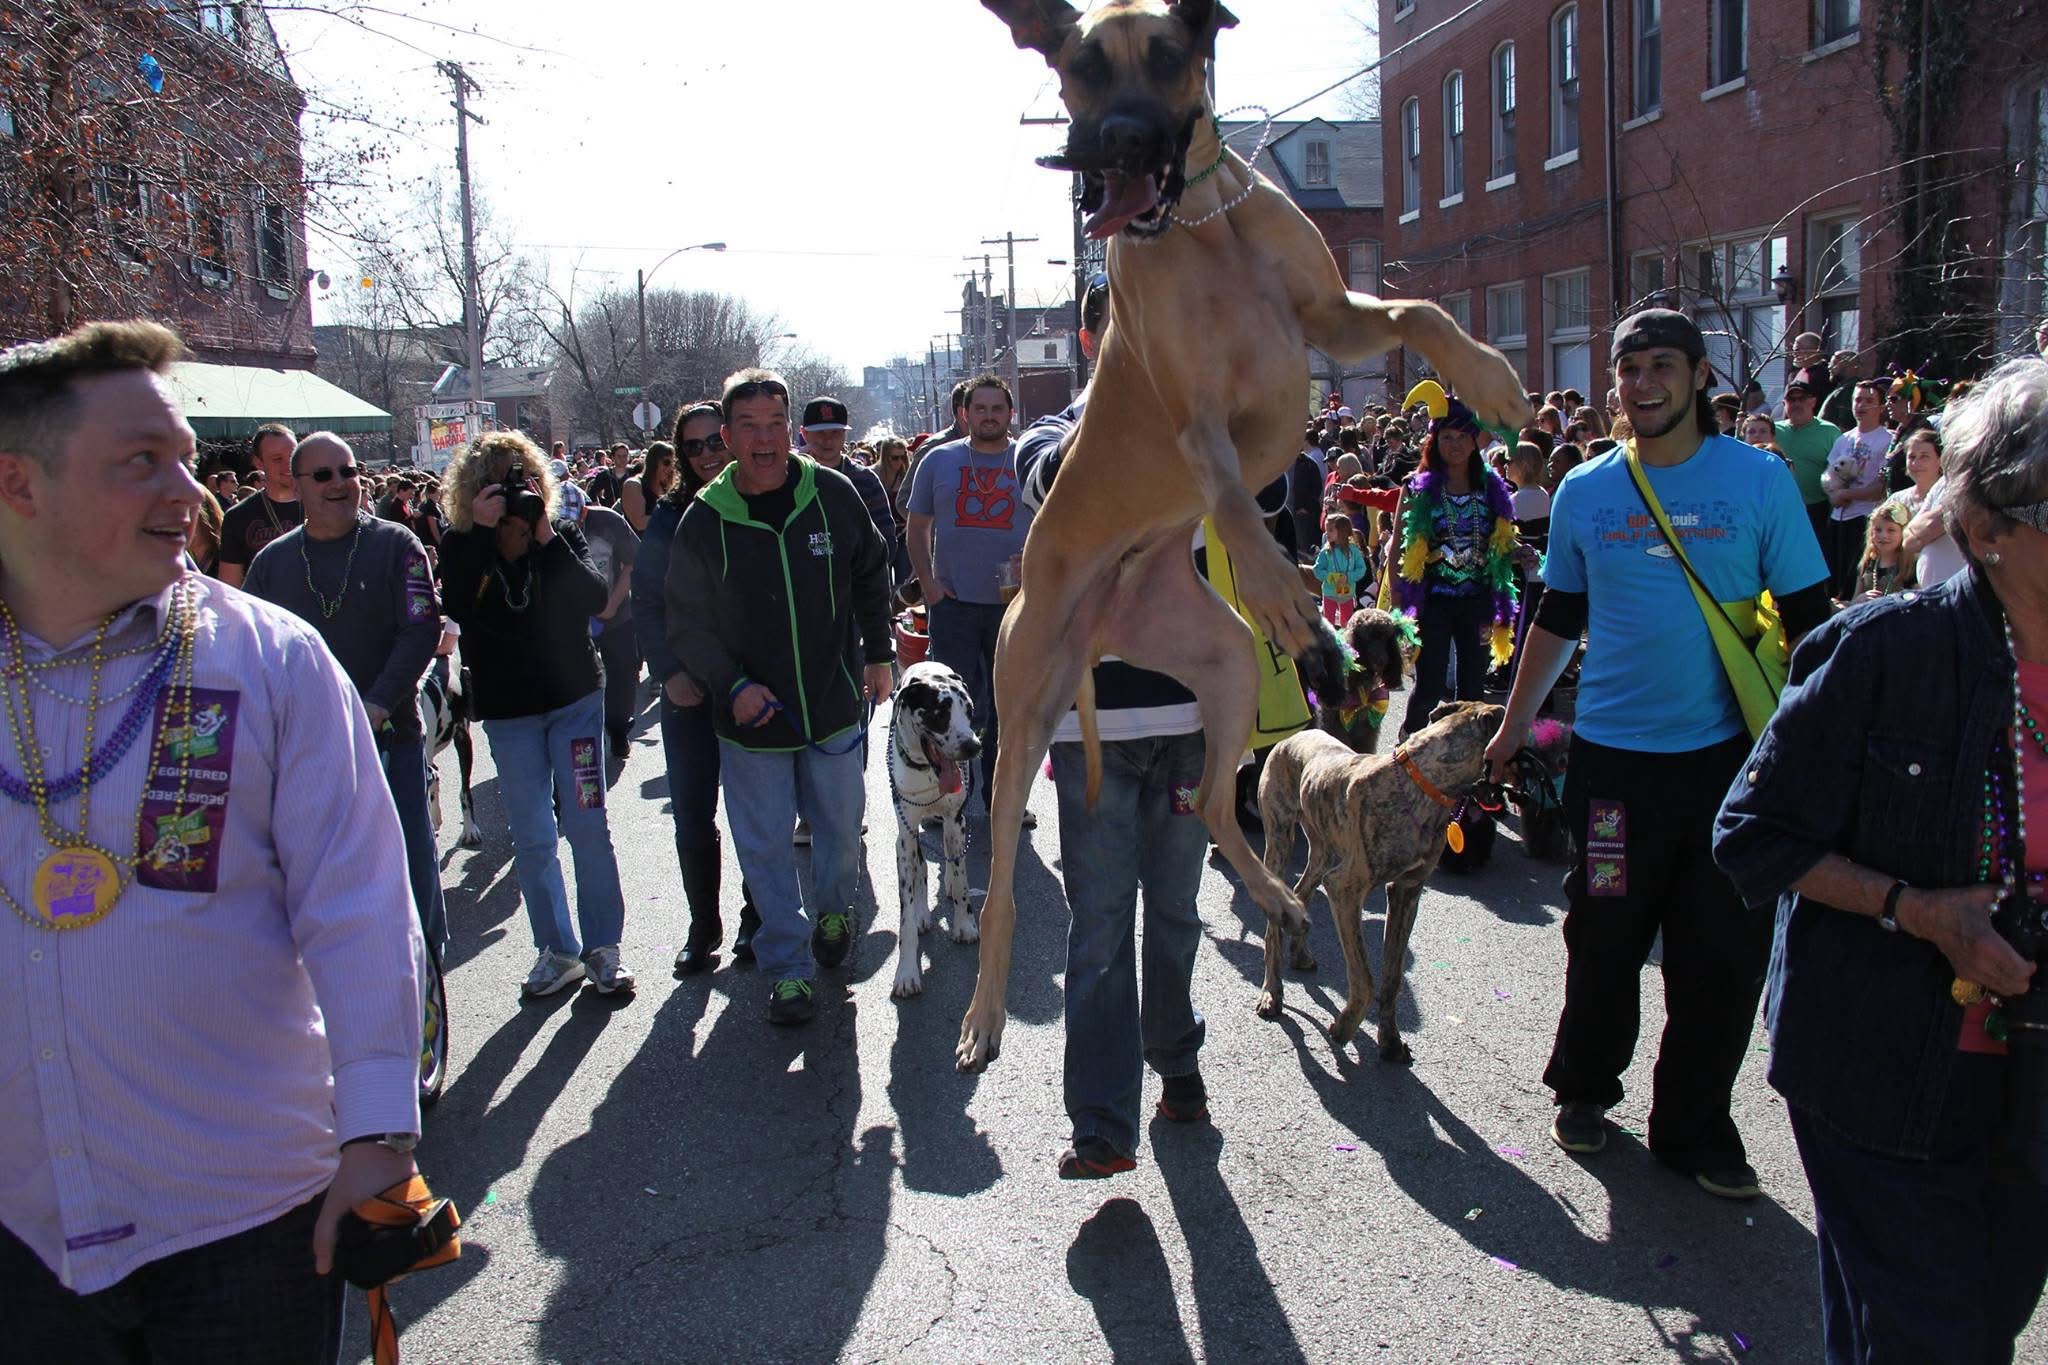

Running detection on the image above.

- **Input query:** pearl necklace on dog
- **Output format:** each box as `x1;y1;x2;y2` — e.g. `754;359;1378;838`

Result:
1119;107;1277;247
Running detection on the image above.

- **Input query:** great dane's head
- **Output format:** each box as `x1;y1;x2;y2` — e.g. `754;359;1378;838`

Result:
1421;700;1509;795
983;0;1238;241
896;661;982;794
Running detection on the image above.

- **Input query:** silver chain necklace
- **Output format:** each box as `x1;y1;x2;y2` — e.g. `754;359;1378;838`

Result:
301;515;365;620
493;558;533;613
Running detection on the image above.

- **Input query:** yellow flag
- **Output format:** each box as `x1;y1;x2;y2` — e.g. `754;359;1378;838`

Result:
1202;520;1312;750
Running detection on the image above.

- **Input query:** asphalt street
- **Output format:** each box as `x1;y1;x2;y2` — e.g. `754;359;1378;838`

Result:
358;679;2048;1364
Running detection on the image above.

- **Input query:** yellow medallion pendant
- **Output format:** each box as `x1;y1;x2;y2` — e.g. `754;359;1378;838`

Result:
32;847;120;928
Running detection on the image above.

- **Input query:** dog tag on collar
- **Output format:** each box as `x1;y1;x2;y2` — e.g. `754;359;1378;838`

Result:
1445;822;1466;855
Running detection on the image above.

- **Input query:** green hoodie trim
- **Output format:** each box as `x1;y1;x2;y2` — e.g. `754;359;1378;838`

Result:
698;455;821;738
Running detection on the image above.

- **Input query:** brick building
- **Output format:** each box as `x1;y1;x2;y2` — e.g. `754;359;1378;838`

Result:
1378;0;2048;403
0;1;316;367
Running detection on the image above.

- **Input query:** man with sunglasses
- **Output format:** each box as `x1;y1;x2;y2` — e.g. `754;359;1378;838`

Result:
244;432;448;958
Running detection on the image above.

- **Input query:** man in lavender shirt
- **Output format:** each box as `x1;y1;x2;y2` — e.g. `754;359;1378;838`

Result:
0;322;425;1362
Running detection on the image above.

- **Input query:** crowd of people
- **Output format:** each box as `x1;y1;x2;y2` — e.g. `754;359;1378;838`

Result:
3;296;2047;1364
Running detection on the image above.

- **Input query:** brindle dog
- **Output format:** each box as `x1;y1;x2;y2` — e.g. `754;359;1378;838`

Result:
1257;700;1505;1064
957;0;1530;1073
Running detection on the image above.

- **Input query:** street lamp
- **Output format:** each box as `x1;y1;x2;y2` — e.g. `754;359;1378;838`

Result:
636;241;728;390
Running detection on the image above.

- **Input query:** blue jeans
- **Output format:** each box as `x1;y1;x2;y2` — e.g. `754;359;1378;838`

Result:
658;696;722;853
1051;732;1209;1158
1;1197;344;1364
1791;1055;2048;1364
719;730;867;983
380;738;447;961
928;598;1006;810
480;690;627;957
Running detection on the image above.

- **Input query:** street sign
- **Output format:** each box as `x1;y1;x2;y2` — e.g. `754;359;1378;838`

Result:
613;386;643;397
631;400;662;432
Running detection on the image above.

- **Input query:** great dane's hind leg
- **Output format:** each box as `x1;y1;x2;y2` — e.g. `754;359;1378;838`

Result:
1102;539;1309;946
957;572;1099;1073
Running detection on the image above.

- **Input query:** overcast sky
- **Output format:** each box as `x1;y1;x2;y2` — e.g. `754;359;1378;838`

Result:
275;0;1374;376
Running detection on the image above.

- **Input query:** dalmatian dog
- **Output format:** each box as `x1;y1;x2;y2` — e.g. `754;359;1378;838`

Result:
889;661;983;999
421;658;482;848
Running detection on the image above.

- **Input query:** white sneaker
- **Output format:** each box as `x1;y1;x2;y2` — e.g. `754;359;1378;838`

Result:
584;944;636;995
522;949;586;998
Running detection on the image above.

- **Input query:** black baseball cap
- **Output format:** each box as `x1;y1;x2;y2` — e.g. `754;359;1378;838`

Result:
1784;378;1819;399
1611;308;1706;365
801;397;850;431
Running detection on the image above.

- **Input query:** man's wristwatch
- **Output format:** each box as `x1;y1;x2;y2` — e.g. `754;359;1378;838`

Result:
1878;880;1910;934
342;1132;420;1155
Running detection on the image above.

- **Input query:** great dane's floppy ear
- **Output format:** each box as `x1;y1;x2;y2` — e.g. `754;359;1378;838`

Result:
982;0;1081;63
1168;0;1239;58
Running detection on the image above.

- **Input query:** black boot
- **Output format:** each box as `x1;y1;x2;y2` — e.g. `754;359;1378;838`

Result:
733;882;761;964
672;841;723;977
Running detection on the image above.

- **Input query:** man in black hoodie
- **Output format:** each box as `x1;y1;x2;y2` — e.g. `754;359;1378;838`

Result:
666;369;895;1025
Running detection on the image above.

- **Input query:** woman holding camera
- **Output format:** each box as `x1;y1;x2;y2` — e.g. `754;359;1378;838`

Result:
440;432;635;998
1715;358;2048;1363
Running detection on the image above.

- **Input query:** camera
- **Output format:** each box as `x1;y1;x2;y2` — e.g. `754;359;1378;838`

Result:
1995;891;2048;1031
499;467;546;528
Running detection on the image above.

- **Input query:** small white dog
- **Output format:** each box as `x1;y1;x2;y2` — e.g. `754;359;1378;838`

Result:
1821;449;1864;499
889;661;982;998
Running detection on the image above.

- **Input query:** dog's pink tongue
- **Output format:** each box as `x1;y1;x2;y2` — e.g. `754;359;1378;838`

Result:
1085;174;1161;240
937;753;963;794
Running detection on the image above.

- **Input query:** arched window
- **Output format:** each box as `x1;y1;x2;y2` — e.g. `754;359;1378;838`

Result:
1551;4;1581;158
1442;71;1465;199
1491;42;1517;179
1401;97;1421;214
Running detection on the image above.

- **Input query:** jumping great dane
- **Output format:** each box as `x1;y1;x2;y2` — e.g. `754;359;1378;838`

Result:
956;0;1529;1072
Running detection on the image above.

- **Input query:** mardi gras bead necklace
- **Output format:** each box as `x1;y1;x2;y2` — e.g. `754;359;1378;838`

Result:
0;579;200;930
302;514;366;619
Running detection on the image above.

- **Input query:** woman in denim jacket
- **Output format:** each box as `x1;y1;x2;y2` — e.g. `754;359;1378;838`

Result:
1715;358;2048;1364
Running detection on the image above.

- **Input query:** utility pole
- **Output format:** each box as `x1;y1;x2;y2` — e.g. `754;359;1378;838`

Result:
926;341;940;427
439;60;487;418
982;233;1039;414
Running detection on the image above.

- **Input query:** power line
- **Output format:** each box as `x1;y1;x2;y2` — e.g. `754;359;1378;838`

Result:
1250;0;1503;126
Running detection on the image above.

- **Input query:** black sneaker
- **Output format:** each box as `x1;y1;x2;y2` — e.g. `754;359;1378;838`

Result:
1550;1101;1609;1154
767;978;816;1025
733;904;761;963
1695;1162;1762;1200
1057;1135;1136;1180
812;912;854;968
1156;1071;1210;1122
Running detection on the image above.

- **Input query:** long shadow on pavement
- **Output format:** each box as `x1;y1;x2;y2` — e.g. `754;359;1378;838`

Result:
1151;1117;1310;1363
1066;1198;1197;1361
522;970;897;1360
1277;1013;1818;1361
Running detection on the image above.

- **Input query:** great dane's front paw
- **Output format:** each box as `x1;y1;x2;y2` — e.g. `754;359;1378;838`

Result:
458;821;483;848
956;1004;1005;1073
1441;342;1534;440
891;957;925;998
950;912;980;945
1378;1036;1414;1067
1255;989;1283;1019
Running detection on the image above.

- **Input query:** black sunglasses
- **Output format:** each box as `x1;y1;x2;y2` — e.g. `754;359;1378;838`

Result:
301;464;362;484
678;434;727;459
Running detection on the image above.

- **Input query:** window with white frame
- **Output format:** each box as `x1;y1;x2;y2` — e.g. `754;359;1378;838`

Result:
1633;0;1661;118
1711;0;1747;85
1401;98;1421;214
198;2;241;40
1442;291;1472;336
1394;0;1414;15
1810;214;1863;353
1305;139;1331;186
1629;252;1667;309
1491;43;1517;178
1487;283;1529;381
2001;82;2048;350
1442;72;1465;198
1551;5;1581;158
1689;234;1789;396
1545;269;1591;396
1815;0;1858;45
1347;239;1382;296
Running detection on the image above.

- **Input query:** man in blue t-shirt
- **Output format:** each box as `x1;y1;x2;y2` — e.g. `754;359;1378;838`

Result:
905;374;1033;816
1484;309;1830;1201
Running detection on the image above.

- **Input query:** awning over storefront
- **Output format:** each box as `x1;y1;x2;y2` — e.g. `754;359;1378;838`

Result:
167;362;392;439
